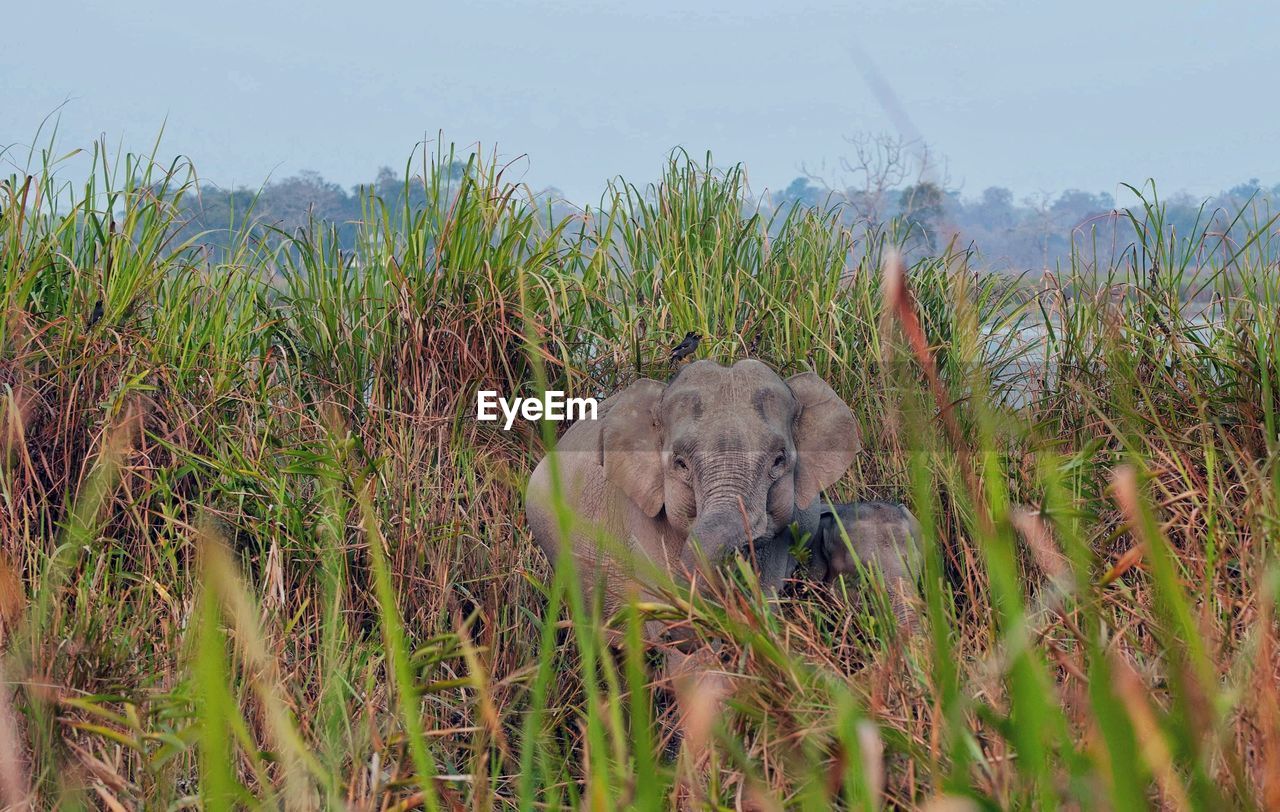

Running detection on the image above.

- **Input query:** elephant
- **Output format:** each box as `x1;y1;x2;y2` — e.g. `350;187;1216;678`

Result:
808;501;923;631
525;359;860;628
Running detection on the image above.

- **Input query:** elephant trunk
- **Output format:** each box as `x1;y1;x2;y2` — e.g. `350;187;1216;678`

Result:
683;449;772;578
686;504;761;572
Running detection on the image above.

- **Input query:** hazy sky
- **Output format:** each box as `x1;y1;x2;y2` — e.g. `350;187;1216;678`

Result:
3;1;1276;203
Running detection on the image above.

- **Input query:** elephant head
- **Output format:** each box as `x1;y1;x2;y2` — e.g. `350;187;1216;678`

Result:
597;359;859;574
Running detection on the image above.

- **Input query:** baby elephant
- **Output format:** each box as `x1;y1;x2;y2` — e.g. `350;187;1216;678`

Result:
810;502;924;631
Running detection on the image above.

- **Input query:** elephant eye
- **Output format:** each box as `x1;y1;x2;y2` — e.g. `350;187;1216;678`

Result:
673;456;689;472
771;452;788;472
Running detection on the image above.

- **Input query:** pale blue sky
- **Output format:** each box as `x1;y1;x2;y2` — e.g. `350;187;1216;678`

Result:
3;0;1276;202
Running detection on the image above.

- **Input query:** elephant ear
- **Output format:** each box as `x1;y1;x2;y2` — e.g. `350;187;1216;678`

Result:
598;378;666;517
787;372;859;508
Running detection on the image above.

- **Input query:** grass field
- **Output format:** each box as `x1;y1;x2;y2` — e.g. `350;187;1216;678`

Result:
2;136;1279;810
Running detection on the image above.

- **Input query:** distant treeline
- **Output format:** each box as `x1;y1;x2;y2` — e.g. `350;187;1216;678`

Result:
174;163;466;254
766;175;1277;273
174;161;1278;275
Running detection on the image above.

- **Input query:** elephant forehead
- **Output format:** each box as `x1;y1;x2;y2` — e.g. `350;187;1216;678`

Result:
748;384;795;423
666;361;794;408
669;425;787;456
664;392;795;450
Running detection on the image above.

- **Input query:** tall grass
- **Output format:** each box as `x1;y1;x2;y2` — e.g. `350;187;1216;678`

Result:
1;134;1278;809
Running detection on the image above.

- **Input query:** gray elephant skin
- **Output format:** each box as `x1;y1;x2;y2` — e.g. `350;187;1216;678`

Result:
525;359;860;620
810;501;923;629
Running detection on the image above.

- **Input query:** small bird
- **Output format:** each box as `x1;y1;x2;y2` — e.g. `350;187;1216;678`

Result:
668;331;702;365
86;299;104;329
